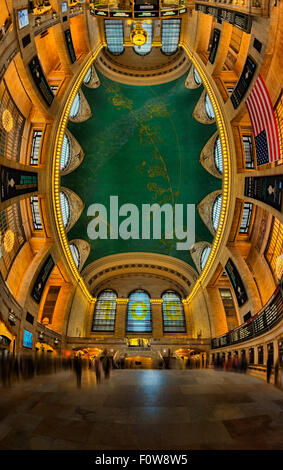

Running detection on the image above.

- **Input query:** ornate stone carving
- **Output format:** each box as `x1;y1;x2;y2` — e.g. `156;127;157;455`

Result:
190;241;212;274
197;190;222;235
185;64;202;90
60;129;85;176
69;89;92;123
83;65;100;89
61;186;84;233
200;131;222;179
69;238;90;271
192;89;216;125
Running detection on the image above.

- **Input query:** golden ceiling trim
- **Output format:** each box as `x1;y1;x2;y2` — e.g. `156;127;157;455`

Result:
52;41;232;307
52;44;104;304
180;42;232;304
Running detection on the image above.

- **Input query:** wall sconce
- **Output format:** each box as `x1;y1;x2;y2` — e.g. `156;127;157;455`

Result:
35;17;41;26
52;12;57;19
39;331;44;341
70;7;74;13
54;338;59;346
8;309;16;324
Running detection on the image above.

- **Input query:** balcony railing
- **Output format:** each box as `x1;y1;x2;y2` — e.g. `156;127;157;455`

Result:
195;0;269;16
211;283;283;349
90;0;189;18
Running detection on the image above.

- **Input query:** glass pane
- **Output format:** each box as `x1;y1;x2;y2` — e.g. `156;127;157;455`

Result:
127;290;152;332
205;94;215;120
193;67;201;85
69;93;80;118
162;290;186;332
200;245;211;270
105;20;124;55
92;289;117;332
161;19;181;55
214;136;223;174
60;134;70;171
239;202;253;234
212;194;222;231
30;196;42;230
83;67;92;84
60;191;70;228
70;243;80;268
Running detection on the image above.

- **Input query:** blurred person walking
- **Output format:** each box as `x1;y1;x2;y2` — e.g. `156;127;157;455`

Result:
102;350;111;379
74;354;82;388
94;355;101;384
266;355;272;384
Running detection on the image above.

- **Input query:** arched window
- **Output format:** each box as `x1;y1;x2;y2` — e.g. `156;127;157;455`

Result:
212;194;222;231
105;20;124;55
127;289;152;332
133;21;152;56
83;66;92;85
161;19;181;55
60;134;71;171
193;67;202;85
60;190;70;229
162;290;186;333
70;243;80;269
214;136;223;175
200;245;211;271
92;289;117;332
83;67;92;84
204;94;215;120
69;92;80;118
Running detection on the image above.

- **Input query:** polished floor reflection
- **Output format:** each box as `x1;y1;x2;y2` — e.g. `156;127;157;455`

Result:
0;369;283;450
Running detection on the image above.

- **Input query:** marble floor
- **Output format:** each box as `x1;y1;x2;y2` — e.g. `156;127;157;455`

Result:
0;368;283;450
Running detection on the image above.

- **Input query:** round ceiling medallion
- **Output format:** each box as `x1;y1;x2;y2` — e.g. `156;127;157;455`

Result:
2;109;13;132
4;229;15;253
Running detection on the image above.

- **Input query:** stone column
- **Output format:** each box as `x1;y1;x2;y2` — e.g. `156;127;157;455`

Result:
115;298;128;339
205;287;228;337
151;299;163;338
254;345;259;365
183;300;193;337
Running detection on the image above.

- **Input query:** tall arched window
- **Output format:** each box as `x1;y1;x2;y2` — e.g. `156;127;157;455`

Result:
60;190;70;229
70;243;80;269
162;291;186;333
204;94;215;120
127;289;152;332
83;67;92;84
212;194;222;231
92;289;117;332
214;136;223;175
161;19;181;55
200;245;211;271
193;67;202;85
133;21;152;55
69;92;80;118
105;20;124;55
60;134;71;171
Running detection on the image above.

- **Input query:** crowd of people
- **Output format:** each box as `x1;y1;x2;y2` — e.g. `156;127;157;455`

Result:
213;353;248;373
0;349;114;389
73;350;113;388
0;351;73;388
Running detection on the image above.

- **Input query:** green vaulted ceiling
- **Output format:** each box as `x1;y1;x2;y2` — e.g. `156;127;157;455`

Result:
62;71;221;269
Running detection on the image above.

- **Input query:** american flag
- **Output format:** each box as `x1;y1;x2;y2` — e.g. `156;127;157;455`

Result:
245;74;280;166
